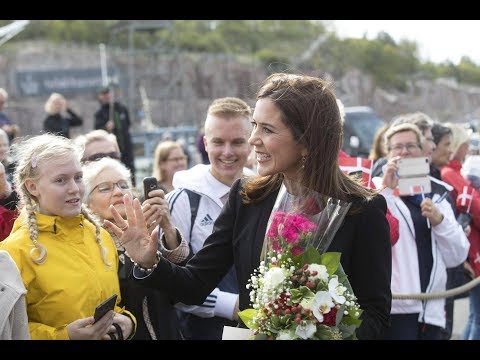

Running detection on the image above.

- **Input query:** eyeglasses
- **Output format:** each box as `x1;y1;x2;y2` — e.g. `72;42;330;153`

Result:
388;143;420;153
90;180;130;195
82;151;121;163
165;156;187;163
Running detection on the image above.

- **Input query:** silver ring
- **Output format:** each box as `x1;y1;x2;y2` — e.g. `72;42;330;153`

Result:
120;224;128;231
149;220;156;227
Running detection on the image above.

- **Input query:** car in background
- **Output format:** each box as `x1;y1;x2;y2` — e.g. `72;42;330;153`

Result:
341;106;385;158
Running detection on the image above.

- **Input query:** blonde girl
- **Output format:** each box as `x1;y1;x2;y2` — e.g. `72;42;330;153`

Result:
0;133;136;340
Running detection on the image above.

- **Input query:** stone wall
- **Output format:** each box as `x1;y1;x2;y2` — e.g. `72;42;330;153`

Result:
2;41;480;139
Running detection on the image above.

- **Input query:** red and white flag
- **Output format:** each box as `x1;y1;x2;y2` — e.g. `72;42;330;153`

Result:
338;156;374;188
457;186;475;213
409;185;425;195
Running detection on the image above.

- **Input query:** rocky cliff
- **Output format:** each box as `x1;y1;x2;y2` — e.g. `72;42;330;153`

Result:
1;41;480;138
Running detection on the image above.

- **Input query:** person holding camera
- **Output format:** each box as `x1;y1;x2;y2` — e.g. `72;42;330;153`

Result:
373;123;469;340
440;123;480;340
82;157;189;339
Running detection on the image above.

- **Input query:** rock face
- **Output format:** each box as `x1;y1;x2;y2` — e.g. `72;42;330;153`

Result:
1;41;480;138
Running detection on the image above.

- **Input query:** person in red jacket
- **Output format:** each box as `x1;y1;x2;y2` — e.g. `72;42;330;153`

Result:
441;123;480;340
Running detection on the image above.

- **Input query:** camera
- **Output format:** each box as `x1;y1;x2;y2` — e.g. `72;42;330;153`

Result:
397;156;431;196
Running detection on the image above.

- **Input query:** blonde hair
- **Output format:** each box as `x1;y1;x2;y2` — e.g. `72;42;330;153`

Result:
205;97;252;137
74;130;119;153
445;122;470;155
0;88;8;102
152;140;184;181
44;93;66;115
384;123;423;150
11;133;109;266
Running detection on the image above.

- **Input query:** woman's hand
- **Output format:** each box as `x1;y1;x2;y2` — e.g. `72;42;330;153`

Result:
66;310;114;340
104;193;159;268
382;156;401;189
420;198;444;226
141;189;172;234
102;312;134;340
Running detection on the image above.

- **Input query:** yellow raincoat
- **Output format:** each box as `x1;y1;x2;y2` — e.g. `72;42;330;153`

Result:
0;211;136;339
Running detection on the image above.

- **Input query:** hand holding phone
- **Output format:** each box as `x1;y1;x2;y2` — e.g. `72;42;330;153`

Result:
397;156;431;196
93;294;118;323
143;176;160;200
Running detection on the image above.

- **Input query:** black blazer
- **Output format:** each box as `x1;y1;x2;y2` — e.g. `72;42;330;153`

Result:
136;179;392;340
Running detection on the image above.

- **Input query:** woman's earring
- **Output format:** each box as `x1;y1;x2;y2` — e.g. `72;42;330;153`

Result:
301;155;307;169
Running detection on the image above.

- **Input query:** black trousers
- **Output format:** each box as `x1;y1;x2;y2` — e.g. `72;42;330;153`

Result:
383;313;443;340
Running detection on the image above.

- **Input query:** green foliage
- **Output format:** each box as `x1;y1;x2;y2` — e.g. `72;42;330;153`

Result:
3;20;480;87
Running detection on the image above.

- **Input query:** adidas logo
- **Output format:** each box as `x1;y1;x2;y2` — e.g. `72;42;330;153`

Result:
200;214;214;226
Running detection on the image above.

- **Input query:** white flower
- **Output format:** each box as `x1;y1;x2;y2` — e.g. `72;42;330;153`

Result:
276;330;297;340
295;320;317;339
312;291;334;323
307;263;329;283
263;267;287;290
328;276;346;304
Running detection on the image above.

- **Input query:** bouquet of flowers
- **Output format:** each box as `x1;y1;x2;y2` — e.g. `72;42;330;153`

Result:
238;182;362;340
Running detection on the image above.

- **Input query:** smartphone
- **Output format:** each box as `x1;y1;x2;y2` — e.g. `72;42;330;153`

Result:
143;176;159;200
93;294;118;323
397;156;430;178
457;212;473;229
398;176;432;196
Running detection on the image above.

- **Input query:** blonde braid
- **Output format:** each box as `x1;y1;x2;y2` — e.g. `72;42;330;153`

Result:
25;197;47;265
81;205;111;267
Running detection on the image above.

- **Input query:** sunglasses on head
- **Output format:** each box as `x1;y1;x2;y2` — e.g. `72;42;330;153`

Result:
82;151;121;163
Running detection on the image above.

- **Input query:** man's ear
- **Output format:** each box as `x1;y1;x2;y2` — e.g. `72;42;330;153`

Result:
203;135;208;151
24;179;39;197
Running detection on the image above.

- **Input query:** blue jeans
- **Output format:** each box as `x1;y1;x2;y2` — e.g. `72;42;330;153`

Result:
463;283;480;340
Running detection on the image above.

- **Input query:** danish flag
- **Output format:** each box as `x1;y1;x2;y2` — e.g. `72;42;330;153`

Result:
457;186;475;213
338;156;374;188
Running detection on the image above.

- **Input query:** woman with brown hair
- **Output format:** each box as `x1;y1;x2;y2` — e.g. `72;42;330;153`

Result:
152;140;187;193
106;73;392;340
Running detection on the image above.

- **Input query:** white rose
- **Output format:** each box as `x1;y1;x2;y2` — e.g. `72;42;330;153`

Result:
307;263;329;283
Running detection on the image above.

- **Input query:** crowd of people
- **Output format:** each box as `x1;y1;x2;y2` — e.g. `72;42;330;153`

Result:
0;72;479;342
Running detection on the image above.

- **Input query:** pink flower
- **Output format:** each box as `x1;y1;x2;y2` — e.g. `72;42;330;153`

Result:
281;227;300;243
291;245;304;256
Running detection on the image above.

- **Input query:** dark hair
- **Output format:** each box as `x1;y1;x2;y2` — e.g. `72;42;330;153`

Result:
431;123;452;145
242;73;376;204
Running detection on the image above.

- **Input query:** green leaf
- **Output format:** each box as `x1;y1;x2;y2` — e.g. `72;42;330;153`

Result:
299;246;322;265
335;304;345;325
315;325;335;340
253;333;268;340
338;323;357;339
290;286;315;303
270;315;282;330
320;252;341;274
343;313;363;327
238;309;259;329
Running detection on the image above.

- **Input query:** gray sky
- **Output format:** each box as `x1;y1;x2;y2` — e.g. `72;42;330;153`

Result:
331;20;480;64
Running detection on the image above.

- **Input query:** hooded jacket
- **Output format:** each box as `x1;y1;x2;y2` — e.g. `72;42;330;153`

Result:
0;211;135;339
373;177;469;328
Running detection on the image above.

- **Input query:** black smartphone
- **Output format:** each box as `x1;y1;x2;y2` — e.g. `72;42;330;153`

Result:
93;294;118;323
457;212;473;230
143;176;159;200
